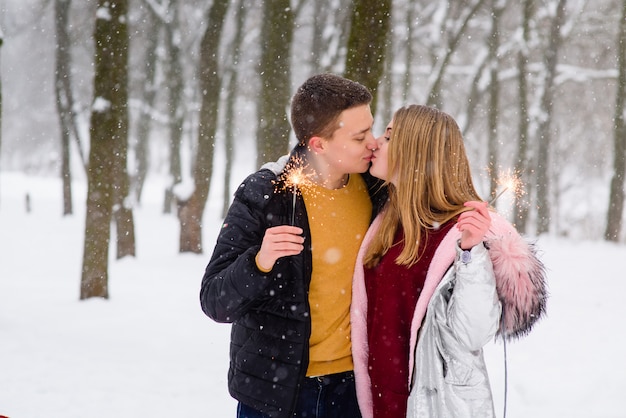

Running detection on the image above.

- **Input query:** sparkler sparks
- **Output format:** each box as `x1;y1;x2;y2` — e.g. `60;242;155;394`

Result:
490;169;524;205
284;161;310;226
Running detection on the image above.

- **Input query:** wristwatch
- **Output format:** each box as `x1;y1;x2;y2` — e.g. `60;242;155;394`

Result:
461;249;472;264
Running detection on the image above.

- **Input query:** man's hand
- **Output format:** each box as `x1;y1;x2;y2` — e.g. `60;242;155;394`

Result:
256;225;305;271
456;201;491;250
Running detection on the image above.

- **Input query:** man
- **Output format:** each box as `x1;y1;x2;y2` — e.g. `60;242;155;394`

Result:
200;73;386;418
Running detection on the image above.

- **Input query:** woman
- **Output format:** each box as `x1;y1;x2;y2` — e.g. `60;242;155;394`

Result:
351;105;547;418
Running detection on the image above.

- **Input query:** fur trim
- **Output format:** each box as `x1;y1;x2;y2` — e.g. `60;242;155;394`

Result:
487;229;548;340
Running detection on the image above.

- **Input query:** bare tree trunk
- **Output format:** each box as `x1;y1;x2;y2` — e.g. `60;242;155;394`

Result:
308;0;327;74
344;0;391;116
163;0;185;214
255;0;293;167
605;0;626;241
178;0;229;253
535;0;567;235
133;5;160;205
514;0;534;233
402;3;414;104
113;156;135;259
81;0;129;299
55;0;79;216
487;0;504;199
114;206;135;258
380;27;394;125
222;0;247;218
111;0;133;259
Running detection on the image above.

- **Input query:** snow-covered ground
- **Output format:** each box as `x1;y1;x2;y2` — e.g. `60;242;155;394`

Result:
1;172;624;417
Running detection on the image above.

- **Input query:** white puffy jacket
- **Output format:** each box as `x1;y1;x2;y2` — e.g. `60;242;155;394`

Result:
351;211;547;418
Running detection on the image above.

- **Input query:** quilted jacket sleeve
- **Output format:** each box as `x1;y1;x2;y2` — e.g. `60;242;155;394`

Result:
445;243;501;351
199;170;277;323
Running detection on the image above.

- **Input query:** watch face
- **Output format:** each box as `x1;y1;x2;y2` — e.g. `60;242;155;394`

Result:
461;250;471;264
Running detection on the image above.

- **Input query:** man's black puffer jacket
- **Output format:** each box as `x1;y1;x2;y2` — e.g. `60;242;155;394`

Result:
200;150;387;418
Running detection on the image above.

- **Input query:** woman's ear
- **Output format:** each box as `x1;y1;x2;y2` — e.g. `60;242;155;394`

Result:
308;136;326;154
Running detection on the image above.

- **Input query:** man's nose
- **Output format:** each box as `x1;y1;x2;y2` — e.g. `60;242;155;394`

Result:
374;135;385;148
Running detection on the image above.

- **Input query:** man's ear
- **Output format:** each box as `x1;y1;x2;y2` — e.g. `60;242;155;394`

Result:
308;136;326;154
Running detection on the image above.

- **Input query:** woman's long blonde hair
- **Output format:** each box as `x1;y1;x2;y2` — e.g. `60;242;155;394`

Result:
364;105;483;268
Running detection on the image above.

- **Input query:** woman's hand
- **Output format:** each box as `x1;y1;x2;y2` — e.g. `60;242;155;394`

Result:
456;201;491;250
256;225;304;271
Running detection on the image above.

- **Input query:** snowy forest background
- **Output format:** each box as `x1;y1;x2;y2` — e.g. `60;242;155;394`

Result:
1;1;626;416
2;0;624;250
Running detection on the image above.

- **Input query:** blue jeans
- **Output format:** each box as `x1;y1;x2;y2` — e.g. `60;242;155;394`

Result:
237;370;362;418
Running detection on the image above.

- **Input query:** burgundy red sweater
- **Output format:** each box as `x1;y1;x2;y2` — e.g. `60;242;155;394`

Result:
364;221;454;418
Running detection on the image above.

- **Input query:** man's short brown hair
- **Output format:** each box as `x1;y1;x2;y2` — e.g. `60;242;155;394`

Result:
290;73;372;144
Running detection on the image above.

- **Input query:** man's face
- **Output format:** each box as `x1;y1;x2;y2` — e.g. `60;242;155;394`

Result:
321;104;376;175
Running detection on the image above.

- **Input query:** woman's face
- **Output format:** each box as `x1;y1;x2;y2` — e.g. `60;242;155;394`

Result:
369;120;392;183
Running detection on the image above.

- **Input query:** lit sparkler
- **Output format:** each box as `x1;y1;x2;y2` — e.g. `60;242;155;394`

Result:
490;169;524;205
285;162;309;226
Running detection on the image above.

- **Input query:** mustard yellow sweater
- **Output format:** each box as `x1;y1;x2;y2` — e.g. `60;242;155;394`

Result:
301;175;372;376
